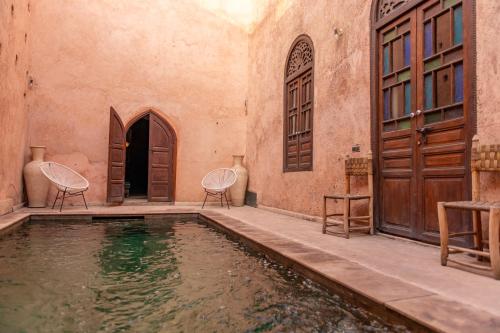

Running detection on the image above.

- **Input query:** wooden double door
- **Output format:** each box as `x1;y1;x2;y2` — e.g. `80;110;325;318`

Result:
107;107;176;203
377;0;473;243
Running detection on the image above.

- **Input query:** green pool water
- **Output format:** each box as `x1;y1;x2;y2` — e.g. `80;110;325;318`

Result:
0;217;408;332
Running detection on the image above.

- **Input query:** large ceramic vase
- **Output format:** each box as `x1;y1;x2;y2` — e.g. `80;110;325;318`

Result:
23;146;50;208
230;155;248;207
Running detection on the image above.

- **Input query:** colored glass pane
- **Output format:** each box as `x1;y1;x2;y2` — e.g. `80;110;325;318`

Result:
454;6;463;45
445;107;463;120
398;119;411;129
398;69;411;82
425;112;442;124
454;63;464;103
424;74;433;110
444;0;460;9
383;29;397;43
383;46;390;75
384;89;390;120
424;22;433;58
424;58;441;72
392;86;401;118
404;82;411;115
404;34;411;66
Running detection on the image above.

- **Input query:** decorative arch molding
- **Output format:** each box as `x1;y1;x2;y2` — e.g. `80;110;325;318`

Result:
124;107;179;135
285;35;314;81
377;0;410;20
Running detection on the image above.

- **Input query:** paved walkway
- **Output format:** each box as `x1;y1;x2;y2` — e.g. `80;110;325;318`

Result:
1;204;500;331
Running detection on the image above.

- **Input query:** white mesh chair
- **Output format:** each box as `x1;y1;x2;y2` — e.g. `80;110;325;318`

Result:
39;162;89;212
201;168;237;209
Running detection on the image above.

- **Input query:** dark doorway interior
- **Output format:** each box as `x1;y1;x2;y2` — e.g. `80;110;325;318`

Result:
125;115;149;197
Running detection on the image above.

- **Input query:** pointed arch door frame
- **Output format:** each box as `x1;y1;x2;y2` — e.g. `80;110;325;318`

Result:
107;108;177;203
369;0;477;242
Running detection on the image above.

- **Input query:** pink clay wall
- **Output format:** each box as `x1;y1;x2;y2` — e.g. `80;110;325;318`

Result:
0;0;31;213
2;0;499;215
245;0;500;217
26;0;248;204
246;0;372;216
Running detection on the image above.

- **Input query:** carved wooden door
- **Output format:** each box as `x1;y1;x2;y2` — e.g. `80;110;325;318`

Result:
148;113;176;202
107;107;126;203
377;0;472;243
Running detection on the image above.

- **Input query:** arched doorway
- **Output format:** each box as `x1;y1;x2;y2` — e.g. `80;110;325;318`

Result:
125;115;149;197
107;108;177;203
370;0;476;243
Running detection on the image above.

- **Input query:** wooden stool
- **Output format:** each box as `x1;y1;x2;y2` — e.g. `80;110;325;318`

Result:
437;136;500;279
322;152;374;238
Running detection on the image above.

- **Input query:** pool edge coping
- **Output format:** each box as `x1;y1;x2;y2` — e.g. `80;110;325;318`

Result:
1;209;499;332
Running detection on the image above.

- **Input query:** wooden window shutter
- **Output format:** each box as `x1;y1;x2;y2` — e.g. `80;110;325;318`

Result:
284;35;314;172
107;107;126;203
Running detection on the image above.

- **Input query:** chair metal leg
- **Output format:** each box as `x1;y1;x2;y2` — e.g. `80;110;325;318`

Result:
81;192;88;209
202;192;208;209
59;189;67;212
52;190;60;209
224;191;230;209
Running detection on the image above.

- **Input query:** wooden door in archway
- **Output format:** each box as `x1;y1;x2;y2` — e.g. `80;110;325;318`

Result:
107;109;176;203
375;0;474;243
148;112;176;202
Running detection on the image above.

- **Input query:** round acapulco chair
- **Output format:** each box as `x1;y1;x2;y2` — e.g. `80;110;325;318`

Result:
201;168;237;209
39;162;90;212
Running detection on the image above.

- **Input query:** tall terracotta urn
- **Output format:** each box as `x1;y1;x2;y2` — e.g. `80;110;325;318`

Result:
230;155;248;207
23;146;50;208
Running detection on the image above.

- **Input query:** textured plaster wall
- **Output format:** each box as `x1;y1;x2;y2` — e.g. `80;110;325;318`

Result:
246;0;371;216
246;0;500;217
0;0;31;213
475;0;500;202
27;0;248;204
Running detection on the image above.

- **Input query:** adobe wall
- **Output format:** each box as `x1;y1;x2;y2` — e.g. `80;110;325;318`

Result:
27;0;248;204
246;0;500;216
246;0;372;216
0;0;31;214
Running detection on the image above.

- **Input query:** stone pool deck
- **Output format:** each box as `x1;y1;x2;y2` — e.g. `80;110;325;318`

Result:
1;204;500;332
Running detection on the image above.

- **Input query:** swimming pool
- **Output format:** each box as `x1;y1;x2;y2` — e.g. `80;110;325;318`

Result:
0;216;407;332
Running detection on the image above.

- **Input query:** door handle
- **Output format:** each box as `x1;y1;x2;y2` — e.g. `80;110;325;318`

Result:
416;109;422;116
416;127;433;135
416;127;433;145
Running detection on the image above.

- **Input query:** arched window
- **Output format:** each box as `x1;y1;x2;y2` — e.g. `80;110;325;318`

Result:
283;35;314;172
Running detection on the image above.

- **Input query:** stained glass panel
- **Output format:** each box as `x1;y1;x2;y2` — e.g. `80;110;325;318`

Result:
398;69;411;82
454;6;463;45
383;46;390;75
404;82;411;115
404;34;411;67
424;22;433;58
444;0;460;9
384;89;390;120
425;112;442;124
383;29;397;43
454;63;464;103
424;74;433;110
392;86;401;118
424;58;441;72
398;119;411;129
